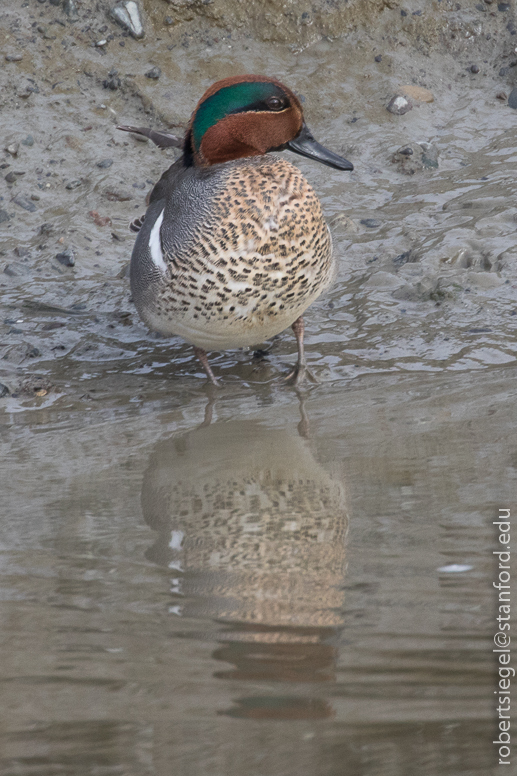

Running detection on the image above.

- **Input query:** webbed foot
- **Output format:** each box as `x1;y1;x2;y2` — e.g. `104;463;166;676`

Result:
284;363;319;387
283;316;319;387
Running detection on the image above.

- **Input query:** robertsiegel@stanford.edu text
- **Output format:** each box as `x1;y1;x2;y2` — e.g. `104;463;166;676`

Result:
493;508;512;766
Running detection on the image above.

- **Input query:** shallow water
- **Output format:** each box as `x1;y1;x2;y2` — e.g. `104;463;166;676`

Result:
1;0;517;773
1;369;514;775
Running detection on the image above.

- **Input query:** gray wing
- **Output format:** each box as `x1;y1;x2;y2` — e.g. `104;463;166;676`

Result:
130;197;168;316
129;161;229;312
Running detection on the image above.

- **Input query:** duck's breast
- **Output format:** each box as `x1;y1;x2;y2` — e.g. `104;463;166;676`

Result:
130;156;334;348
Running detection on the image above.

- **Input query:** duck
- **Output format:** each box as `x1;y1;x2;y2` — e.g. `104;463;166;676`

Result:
118;75;353;385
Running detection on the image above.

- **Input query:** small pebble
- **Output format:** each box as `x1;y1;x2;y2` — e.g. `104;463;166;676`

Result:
103;75;121;90
21;135;34;147
387;95;412;115
145;66;161;79
470;64;480;73
360;218;381;228
63;0;79;17
508;87;517;108
0;384;10;398
5;142;19;156
164;16;174;25
498;2;510;10
55;248;75;267
399;85;434;103
5;54;23;62
5;171;25;183
97;158;113;168
66;180;82;190
399;146;413;156
374;55;382;62
38;26;56;41
496;91;508;100
12;194;36;212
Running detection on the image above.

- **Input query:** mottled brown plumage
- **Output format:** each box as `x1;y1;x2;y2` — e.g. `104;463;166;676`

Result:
121;75;353;384
135;155;333;351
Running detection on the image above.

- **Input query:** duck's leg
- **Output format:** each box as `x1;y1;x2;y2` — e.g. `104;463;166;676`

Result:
297;391;310;438
193;346;219;386
198;393;217;428
285;316;319;386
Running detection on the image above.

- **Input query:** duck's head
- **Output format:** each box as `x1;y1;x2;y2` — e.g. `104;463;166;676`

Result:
185;74;353;172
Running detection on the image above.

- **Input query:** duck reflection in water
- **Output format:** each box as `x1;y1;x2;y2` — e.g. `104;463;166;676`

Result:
141;416;348;720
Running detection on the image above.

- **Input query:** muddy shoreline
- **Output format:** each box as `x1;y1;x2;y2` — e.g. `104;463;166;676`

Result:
1;0;516;400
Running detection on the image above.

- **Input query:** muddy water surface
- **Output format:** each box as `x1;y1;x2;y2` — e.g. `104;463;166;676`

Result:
1;0;517;773
1;372;513;775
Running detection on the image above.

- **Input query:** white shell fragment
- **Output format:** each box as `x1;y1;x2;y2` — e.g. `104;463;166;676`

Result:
111;1;144;39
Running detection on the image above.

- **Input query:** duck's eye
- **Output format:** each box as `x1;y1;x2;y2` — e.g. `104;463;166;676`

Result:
266;96;285;111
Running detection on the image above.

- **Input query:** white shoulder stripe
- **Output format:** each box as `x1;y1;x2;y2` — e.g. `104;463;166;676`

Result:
149;209;167;273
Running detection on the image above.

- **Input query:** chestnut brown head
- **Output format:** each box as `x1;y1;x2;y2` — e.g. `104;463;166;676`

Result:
185;75;353;172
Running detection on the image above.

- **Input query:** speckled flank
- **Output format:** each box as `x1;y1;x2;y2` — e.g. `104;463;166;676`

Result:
135;155;334;350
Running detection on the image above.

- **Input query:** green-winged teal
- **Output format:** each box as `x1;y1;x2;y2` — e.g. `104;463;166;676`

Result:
118;75;353;385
